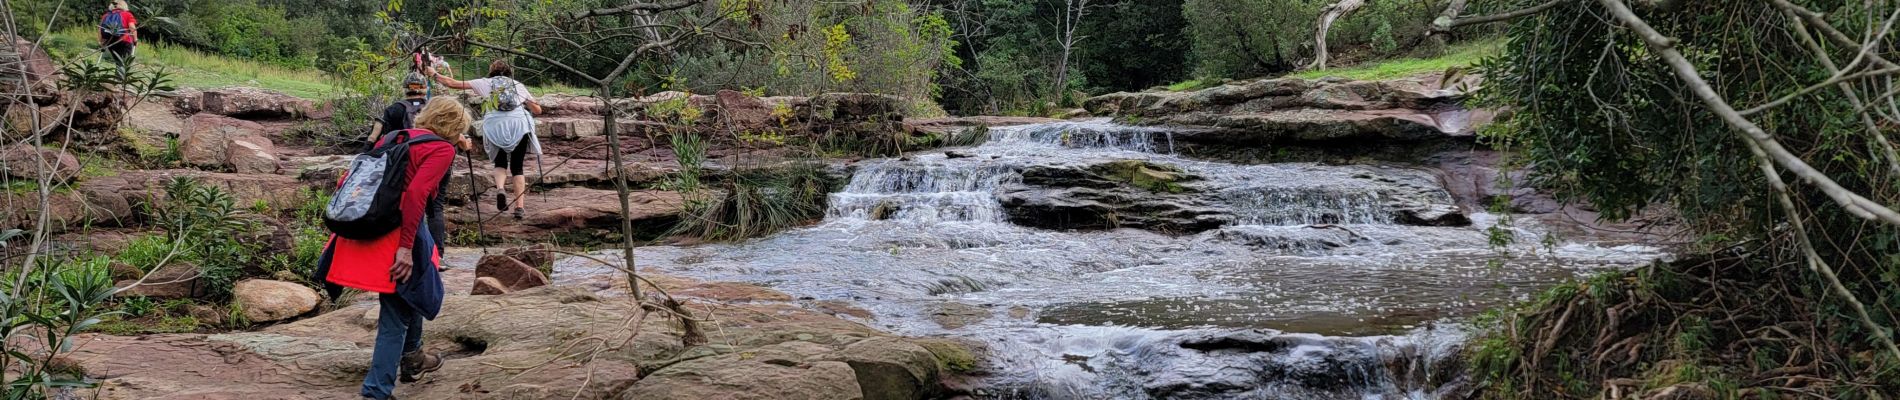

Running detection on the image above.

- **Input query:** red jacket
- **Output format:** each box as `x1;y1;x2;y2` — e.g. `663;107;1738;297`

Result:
325;130;454;293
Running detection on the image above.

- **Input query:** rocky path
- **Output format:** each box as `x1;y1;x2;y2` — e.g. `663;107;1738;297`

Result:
72;249;972;400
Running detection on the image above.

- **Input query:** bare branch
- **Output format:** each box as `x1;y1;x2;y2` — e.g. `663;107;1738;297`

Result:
1737;66;1900;116
1438;0;1566;30
1767;0;1899;69
460;38;604;85
568;0;703;20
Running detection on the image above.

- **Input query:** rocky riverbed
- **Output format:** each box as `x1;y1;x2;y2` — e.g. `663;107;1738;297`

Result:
6;51;1677;399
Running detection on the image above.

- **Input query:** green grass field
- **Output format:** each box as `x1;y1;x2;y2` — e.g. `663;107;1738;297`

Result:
1289;38;1502;81
48;28;337;98
46;28;594;100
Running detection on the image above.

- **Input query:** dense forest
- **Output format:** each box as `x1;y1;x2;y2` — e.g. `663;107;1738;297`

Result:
11;0;1483;114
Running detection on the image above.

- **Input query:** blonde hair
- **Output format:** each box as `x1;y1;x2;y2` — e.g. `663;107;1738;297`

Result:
112;1;128;10
413;97;471;144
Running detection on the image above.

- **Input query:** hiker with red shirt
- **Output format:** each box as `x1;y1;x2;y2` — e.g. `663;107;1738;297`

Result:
314;97;472;400
99;1;138;76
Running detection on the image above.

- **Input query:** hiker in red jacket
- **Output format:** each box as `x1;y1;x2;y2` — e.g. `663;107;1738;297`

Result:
318;97;471;400
99;1;138;77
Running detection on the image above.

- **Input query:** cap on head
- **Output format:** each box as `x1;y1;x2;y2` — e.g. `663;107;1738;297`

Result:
403;71;427;95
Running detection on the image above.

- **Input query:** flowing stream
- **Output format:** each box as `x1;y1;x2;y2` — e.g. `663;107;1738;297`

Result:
561;120;1664;399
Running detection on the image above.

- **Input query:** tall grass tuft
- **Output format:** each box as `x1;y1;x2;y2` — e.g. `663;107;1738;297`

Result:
670;163;831;242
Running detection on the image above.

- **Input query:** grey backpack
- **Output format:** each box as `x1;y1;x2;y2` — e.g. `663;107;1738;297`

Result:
490;77;523;112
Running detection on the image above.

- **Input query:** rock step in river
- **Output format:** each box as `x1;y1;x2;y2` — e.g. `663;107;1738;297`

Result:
567;120;1667;399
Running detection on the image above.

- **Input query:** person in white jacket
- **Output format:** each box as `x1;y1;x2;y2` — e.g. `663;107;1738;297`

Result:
426;59;543;219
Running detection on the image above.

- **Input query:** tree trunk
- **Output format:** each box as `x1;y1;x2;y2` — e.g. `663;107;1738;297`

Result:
1426;0;1470;54
598;83;642;300
1052;0;1088;105
1309;0;1368;70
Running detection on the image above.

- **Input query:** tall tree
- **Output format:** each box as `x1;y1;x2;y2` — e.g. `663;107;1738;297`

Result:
1308;0;1367;70
1049;0;1090;101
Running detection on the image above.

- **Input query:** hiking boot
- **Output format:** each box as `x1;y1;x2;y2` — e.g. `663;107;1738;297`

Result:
398;350;442;383
495;193;509;212
512;207;524;221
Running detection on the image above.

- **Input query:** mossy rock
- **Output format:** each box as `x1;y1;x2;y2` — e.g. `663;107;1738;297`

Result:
913;338;978;374
1089;160;1198;193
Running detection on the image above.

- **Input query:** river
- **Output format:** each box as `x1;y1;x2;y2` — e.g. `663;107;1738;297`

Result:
558;120;1665;399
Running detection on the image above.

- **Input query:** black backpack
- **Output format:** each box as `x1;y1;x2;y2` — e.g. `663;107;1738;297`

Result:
398;98;424;130
324;130;442;240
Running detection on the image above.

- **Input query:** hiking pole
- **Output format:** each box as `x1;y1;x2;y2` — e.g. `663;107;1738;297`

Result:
465;151;490;256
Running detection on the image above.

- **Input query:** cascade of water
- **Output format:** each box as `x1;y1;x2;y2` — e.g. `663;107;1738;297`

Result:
1226;187;1394;226
825;162;1017;223
986;120;1177;153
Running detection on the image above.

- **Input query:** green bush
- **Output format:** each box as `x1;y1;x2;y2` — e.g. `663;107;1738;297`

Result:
117;234;180;272
148;177;264;299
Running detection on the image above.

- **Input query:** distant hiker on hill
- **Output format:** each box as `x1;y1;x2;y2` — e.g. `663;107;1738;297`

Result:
425;59;542;221
314;97;472;400
98;0;138;77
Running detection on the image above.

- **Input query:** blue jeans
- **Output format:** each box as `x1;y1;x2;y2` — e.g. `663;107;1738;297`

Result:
361;293;424;399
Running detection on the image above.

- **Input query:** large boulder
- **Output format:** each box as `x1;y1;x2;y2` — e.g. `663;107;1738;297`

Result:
195;87;312;119
1;34;60;106
182;114;277;172
3;105;61;140
716;89;776;132
503;243;556;271
627;341;865;400
68;92;128;134
226;135;279;174
472;255;550;295
231;279;320;323
113;263;207;299
0;144;82;183
123;101;186;150
822;337;947;400
999;160;1227;233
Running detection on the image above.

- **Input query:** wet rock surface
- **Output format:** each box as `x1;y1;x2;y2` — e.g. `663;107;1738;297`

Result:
74;279;970;400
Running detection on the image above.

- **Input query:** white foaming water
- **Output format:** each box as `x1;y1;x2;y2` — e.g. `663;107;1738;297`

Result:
588;120;1670;399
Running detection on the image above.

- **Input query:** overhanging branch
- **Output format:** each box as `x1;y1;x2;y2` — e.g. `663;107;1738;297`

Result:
1441;0;1566;30
569;0;703;20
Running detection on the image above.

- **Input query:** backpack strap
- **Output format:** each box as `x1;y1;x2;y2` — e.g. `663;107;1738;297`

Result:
402;129;445;145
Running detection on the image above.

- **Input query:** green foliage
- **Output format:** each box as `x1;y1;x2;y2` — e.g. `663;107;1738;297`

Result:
1371;21;1398;54
0;256;121;397
1165;79;1216;92
1183;0;1451;79
148;177;263;299
671;164;831;242
45;27;334;98
116;234;177;272
118;296;159;318
1471;1;1900;391
1290;38;1499;82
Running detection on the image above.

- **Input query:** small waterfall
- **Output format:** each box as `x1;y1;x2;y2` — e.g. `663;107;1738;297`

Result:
1227;187;1394;226
987;120;1177;153
826;120;1180;225
826;163;1017;223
